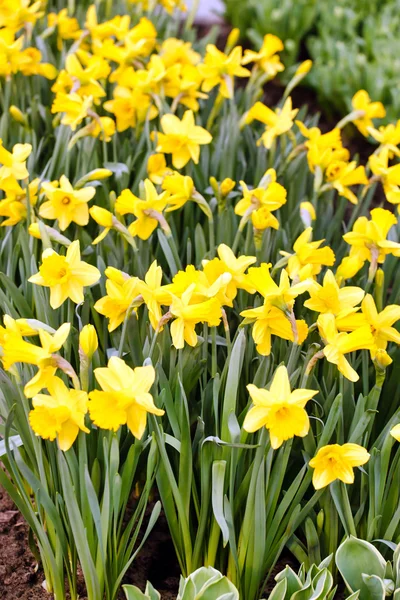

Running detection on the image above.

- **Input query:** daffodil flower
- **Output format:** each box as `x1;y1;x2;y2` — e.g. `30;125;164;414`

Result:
244;97;298;149
304;269;364;318
39;175;95;231
310;443;370;489
88;357;163;439
29;240;100;309
0;139;32;182
155;110;212;169
280;227;335;281
94;268;142;332
317;313;373;381
169;284;222;349
116;179;169;240
242;34;284;77
244;365;317;449
30;376;89;451
351;90;386;137
198;45;250;99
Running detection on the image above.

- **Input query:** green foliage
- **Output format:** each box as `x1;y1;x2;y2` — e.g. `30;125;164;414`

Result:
123;567;239;600
223;0;400;119
307;0;400;120
336;537;400;599
265;556;337;600
223;0;317;66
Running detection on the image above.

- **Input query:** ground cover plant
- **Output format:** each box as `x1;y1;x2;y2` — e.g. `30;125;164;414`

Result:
223;0;400;123
1;1;400;599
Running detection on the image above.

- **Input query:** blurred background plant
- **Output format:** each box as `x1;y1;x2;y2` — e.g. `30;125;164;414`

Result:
223;0;400;122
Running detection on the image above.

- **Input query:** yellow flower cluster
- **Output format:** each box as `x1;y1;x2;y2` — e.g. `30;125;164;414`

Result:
2;1;400;502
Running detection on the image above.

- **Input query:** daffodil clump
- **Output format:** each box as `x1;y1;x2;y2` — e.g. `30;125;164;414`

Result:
1;2;400;600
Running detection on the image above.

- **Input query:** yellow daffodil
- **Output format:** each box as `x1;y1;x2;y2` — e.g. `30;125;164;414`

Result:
310;443;370;489
104;84;158;132
337;294;400;360
30;377;89;451
242;34;284;77
159;38;201;68
0;139;32;182
246;263;311;312
325;160;368;204
162;172;194;211
137;261;172;330
47;9;82;50
317;313;373;381
39;175;95;231
241;304;308;356
369;149;400;208
235;170;287;230
63;53;108;102
351;90;386;137
280;227;335;281
368;121;400;158
244;365;317;448
147;153;174;184
244;98;298;149
115;180;169;240
17;47;57;80
2;322;71;397
86;116;116;141
52;92;93;131
29;240;101;309
0;177;39;226
162;264;231;307
0;0;43;31
335;250;367;285
304;270;364;317
169;284;222;349
202;244;256;304
88;357;163;439
94;268;142;332
296;122;349;173
155;109;212;169
342;208;400;274
198;45;250;99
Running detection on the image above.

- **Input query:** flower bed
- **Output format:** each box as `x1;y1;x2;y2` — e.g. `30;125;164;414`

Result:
1;1;400;599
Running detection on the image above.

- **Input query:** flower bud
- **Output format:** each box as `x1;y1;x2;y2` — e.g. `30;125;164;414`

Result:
317;509;324;534
295;60;312;77
300;201;316;228
89;205;113;227
375;267;384;289
9;105;27;125
225;28;240;53
374;348;392;371
220;178;235;197
85;168;113;181
74;169;113;189
28;223;41;239
390;424;400;442
79;324;98;359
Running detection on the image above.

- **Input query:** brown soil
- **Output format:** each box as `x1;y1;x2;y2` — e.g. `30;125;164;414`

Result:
0;487;179;600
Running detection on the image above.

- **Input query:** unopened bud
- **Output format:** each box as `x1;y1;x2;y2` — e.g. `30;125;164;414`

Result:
89;205;113;227
225;28;240;53
10;105;27;125
300;201;316;228
79;324;98;359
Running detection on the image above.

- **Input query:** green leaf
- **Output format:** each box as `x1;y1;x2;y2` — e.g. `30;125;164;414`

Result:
336;537;386;596
211;460;229;547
